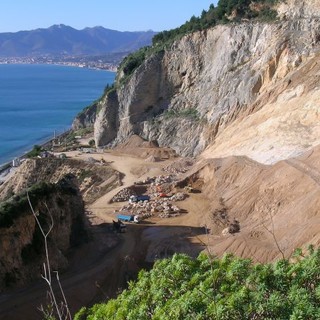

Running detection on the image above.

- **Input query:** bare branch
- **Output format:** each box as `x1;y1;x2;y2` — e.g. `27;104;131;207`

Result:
259;196;285;260
27;191;71;319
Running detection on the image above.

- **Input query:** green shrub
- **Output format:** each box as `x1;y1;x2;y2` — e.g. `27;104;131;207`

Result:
26;145;42;158
76;248;320;319
163;108;200;121
88;139;95;147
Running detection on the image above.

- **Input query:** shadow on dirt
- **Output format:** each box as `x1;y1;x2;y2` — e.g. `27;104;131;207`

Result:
0;218;208;320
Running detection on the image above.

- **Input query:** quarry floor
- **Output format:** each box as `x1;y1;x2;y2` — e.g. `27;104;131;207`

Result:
2;140;320;319
0;149;210;319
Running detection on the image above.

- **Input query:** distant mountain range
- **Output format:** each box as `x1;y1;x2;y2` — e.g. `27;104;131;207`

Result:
0;24;157;57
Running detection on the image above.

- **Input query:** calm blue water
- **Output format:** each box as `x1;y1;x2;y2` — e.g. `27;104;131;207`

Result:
0;64;115;165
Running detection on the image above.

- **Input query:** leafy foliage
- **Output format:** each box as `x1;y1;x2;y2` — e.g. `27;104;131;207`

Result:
26;144;43;158
163;108;200;121
76;248;320;319
118;46;151;81
117;1;279;85
152;0;279;48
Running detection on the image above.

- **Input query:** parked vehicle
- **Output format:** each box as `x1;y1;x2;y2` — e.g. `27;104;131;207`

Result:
129;195;150;203
113;220;126;233
117;214;140;223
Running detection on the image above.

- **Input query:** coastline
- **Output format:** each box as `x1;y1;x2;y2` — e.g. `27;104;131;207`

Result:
0;63;116;180
0;129;71;183
0;61;118;73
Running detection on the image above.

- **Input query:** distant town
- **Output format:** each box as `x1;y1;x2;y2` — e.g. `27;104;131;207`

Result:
0;53;127;72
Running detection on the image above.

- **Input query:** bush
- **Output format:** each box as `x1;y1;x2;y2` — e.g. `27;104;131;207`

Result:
76;248;320;319
163;108;200;121
26;145;42;158
88;139;95;147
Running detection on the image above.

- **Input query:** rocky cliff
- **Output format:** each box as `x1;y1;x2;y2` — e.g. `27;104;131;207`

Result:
0;176;86;292
0;158;121;204
0;158;121;292
94;1;320;162
72;103;98;130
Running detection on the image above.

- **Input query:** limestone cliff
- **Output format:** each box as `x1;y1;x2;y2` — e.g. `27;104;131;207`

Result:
94;2;320;161
72;103;98;130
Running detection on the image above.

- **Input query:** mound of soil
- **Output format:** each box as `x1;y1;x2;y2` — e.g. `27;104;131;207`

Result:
115;134;176;160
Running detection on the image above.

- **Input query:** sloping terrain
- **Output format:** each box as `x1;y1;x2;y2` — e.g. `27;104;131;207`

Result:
0;158;121;204
184;148;320;262
202;52;320;164
2;1;320;318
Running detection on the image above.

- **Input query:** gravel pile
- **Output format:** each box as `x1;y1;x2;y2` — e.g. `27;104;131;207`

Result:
163;158;195;174
118;197;182;220
111;187;136;203
170;192;186;201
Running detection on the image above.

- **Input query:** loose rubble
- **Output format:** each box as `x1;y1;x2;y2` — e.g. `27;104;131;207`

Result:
115;195;184;221
111;187;136;203
163;158;195;174
112;174;190;220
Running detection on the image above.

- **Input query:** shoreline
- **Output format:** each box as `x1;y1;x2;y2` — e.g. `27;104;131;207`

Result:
0;61;118;73
0;129;71;182
0;63;115;183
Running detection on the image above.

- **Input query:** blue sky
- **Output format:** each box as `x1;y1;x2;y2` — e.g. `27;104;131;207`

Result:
0;1;218;33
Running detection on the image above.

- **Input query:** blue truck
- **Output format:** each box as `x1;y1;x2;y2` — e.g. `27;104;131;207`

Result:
117;214;140;223
129;195;150;203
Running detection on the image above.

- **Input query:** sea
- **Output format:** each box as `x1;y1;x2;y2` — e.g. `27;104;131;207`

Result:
0;64;115;166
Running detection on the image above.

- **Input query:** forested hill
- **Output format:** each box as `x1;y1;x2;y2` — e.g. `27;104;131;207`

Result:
0;25;156;57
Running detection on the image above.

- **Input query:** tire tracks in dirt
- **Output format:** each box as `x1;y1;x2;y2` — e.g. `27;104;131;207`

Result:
285;158;320;186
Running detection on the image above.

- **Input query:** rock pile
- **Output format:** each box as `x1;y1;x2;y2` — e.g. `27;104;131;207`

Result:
222;219;240;236
118;196;182;220
111;187;136;203
148;175;176;195
134;177;155;185
163;158;195;175
170;192;186;201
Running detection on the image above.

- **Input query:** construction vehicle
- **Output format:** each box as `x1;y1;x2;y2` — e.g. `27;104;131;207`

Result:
117;214;140;223
129;195;150;203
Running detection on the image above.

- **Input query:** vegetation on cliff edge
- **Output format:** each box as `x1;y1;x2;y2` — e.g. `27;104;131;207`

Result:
76;247;320;319
0;178;77;228
118;0;279;82
76;0;279;122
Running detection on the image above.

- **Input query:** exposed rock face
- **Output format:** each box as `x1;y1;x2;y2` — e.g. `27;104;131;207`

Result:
94;90;120;146
277;0;320;19
94;5;320;160
72;103;98;130
0;176;86;292
0;158;121;204
0;158;121;291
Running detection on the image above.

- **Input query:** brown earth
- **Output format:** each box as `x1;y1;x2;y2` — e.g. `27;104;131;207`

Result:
0;142;320;319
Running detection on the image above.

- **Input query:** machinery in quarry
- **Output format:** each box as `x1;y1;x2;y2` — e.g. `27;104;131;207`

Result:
117;214;140;223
